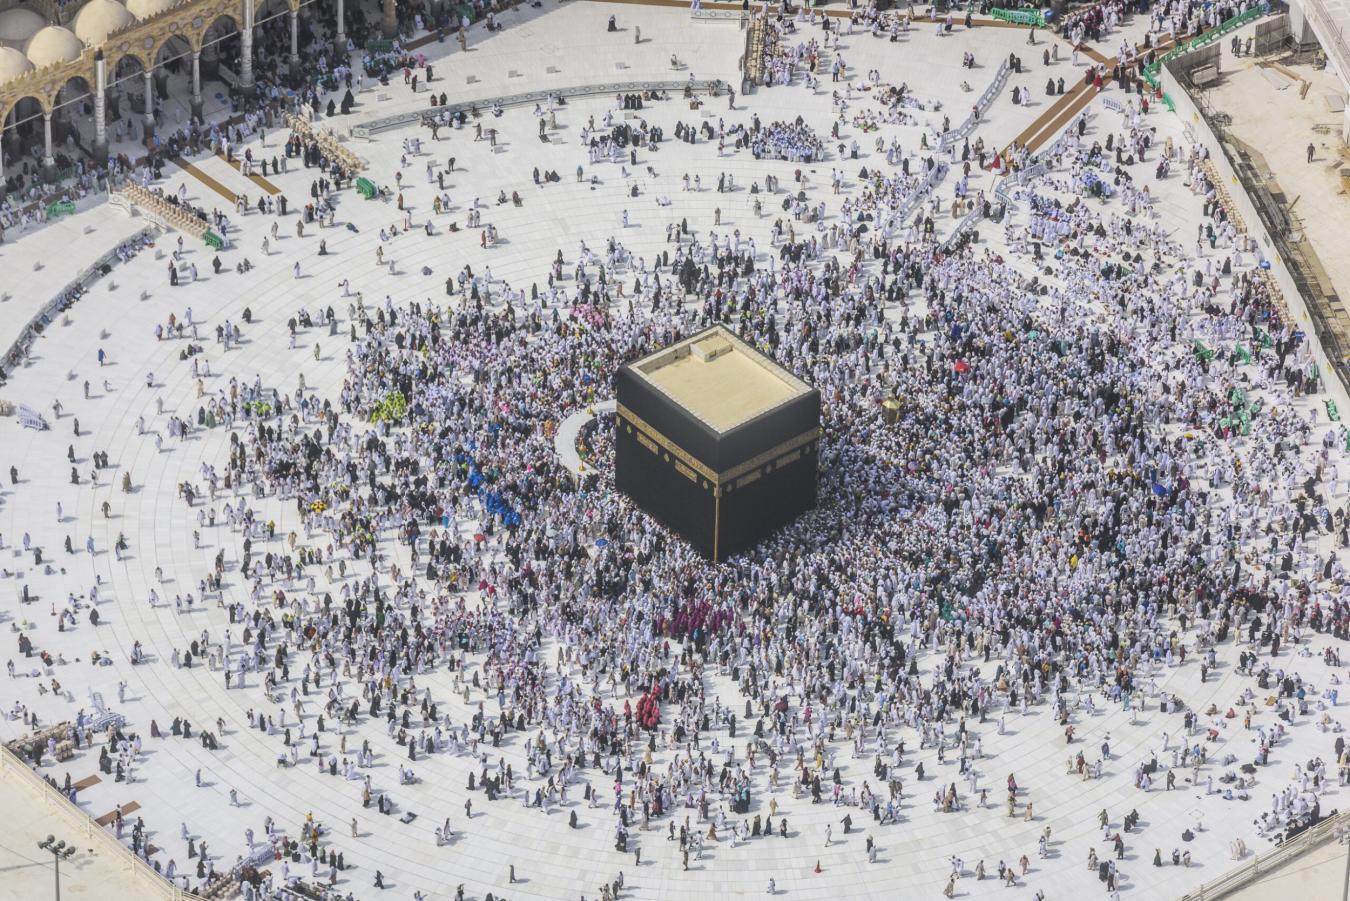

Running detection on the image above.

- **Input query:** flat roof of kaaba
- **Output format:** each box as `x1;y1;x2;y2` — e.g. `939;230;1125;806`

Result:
627;326;812;433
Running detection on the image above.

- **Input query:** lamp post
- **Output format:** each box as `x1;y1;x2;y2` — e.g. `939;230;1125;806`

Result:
36;835;76;901
1337;824;1350;901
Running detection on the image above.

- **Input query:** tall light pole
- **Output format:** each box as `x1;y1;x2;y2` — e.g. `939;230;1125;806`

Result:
1338;825;1350;901
36;835;76;901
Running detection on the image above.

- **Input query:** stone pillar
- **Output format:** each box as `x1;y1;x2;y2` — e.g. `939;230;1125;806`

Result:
93;51;108;163
335;0;346;56
142;67;155;138
191;50;203;122
382;0;397;38
289;7;299;64
240;0;255;88
41;109;55;176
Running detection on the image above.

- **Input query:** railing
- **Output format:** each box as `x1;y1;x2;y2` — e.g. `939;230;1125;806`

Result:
1145;3;1269;87
0;746;206;901
991;7;1045;26
892;161;950;227
1177;810;1350;901
350;79;729;138
1302;0;1350;80
992;161;1048;209
940;60;1009;150
691;8;747;22
940;202;985;252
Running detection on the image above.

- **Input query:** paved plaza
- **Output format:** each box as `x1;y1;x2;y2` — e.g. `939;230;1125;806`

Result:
2;2;1350;900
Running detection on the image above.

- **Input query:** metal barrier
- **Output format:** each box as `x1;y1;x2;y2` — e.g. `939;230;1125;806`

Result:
992;160;1046;209
941;203;985;251
940;60;1009;151
350;79;728;138
891;161;950;227
691;8;747;22
991;7;1045;26
0;746;205;901
1177;811;1350;901
1145;3;1269;88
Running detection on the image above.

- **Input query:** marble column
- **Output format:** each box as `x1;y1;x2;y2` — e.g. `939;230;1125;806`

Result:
240;0;255;87
142;67;155;138
289;7;299;65
382;0;397;38
335;0;346;56
41;109;55;174
93;51;108;163
191;49;203;122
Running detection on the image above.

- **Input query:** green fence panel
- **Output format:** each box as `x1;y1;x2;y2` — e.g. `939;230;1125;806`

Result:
991;8;1045;26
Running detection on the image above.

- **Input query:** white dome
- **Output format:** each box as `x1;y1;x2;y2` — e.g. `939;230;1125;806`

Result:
0;8;46;47
124;0;178;20
25;25;83;67
73;0;136;45
0;45;34;83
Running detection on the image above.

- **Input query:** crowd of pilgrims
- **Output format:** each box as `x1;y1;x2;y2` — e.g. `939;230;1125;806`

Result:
749;119;825;163
10;3;1334;892
129;103;1349;894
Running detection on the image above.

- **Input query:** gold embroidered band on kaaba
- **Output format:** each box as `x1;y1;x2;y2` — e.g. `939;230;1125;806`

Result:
617;403;820;490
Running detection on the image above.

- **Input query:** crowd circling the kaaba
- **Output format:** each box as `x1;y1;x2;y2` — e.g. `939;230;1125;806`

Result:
5;0;1350;898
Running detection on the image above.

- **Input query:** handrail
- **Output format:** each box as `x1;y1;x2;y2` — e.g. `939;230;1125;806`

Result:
1177;810;1350;901
0;746;206;900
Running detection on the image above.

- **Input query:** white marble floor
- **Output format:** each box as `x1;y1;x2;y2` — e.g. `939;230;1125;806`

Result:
0;5;1346;901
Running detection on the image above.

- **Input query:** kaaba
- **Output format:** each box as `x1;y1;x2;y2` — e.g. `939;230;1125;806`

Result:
615;326;821;561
